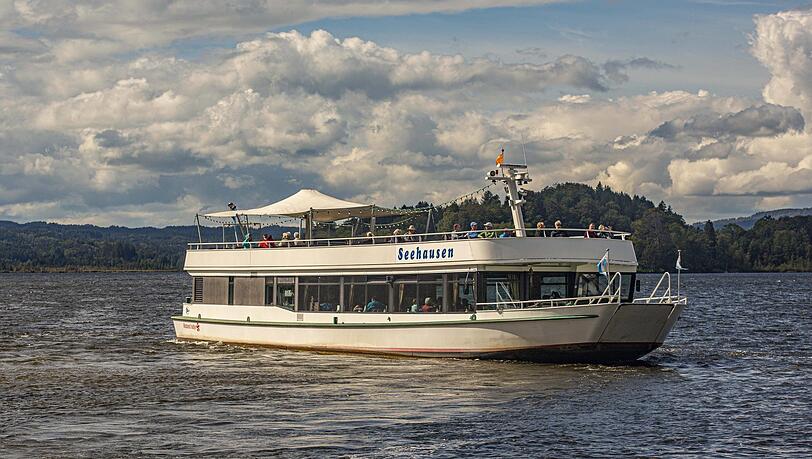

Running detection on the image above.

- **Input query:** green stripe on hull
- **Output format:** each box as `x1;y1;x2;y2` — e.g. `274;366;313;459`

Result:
172;313;599;328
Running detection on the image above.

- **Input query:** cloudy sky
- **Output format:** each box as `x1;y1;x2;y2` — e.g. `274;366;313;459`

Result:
1;0;812;226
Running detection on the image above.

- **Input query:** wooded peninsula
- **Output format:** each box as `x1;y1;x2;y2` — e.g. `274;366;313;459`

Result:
1;183;810;272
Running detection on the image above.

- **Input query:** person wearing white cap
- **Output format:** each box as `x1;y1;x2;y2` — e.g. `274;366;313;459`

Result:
479;222;497;238
403;224;421;242
390;228;403;243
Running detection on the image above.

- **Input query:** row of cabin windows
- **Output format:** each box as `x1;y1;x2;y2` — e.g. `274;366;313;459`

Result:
191;272;636;312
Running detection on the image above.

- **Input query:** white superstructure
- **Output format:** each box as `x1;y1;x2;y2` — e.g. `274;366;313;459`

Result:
174;164;686;363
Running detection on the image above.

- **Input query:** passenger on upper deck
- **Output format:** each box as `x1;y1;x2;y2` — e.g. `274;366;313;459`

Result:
585;223;598;239
390;228;403;243
363;231;375;244
499;229;512;238
479;222;497;238
535;221;546;237
467;221;480;239
293;232;303;246
550;220;566;237
258;234;272;248
403;225;421;242
279;232;291;247
449;223;465;240
242;233;253;248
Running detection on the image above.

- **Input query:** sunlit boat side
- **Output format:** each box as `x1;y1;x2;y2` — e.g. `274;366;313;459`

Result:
173;164;686;363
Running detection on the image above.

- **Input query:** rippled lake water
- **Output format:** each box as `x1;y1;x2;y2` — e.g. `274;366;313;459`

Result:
1;272;810;457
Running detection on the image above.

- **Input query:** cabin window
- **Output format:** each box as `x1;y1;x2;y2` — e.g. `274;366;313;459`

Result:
344;276;390;312
276;277;295;310
417;274;443;312
298;276;342;312
192;277;203;303
448;273;475;312
394;276;418;312
265;277;274;305
529;273;572;300
482;273;522;306
621;273;636;302
576;273;609;298
227;276;234;305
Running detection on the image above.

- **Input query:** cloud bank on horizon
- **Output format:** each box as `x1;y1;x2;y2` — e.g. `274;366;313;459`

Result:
0;1;811;226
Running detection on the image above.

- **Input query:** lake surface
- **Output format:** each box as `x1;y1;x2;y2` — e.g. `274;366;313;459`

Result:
1;272;810;457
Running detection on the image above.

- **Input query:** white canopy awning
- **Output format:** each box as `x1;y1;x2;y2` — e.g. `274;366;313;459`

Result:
204;189;402;222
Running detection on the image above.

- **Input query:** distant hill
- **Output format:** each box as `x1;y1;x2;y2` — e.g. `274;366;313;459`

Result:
0;220;293;272
1;185;811;272
693;208;812;230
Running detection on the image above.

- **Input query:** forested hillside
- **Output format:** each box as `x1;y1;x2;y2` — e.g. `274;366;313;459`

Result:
434;183;812;272
1;183;810;272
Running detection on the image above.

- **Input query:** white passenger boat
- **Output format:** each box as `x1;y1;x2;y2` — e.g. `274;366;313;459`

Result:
174;164;686;363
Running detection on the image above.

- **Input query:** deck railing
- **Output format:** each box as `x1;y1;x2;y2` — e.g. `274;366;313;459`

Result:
477;271;686;310
187;227;631;250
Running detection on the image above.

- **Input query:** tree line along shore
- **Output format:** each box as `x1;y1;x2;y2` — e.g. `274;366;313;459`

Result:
1;183;810;273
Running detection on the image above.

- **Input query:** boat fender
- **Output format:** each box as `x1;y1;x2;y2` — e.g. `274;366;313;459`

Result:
470;314;477;321
387;316;391;322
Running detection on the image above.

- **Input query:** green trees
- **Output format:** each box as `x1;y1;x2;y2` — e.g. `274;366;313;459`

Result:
0;185;810;272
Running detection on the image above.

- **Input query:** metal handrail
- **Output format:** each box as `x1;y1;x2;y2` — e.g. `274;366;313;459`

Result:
588;271;622;305
187;227;632;249
646;272;672;303
634;295;687;305
476;293;620;311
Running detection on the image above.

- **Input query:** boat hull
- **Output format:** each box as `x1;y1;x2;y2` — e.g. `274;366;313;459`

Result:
173;302;684;363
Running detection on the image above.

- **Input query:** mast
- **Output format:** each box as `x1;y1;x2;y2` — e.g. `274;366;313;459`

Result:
486;163;532;237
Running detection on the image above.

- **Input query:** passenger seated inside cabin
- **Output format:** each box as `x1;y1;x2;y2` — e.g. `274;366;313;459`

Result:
449;223;465;240
293;232;303;246
364;297;386;312
258;233;271;248
467;221;480;239
390;228;403;243
535;221;546;237
421;297;436;313
353;304;363;312
242;233;253;248
319;303;335;311
409;298;419;313
403;225;420;242
550;220;566;237
585;223;598;239
478;222;497;238
461;298;474;312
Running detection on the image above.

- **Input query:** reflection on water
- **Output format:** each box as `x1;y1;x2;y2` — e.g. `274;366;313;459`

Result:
1;272;810;457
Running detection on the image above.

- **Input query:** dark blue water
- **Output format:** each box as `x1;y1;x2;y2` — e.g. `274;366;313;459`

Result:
1;273;810;457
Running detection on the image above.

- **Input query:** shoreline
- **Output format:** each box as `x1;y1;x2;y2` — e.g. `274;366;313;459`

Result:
1;269;809;274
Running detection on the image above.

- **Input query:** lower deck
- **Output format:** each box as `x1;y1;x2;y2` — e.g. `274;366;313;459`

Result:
188;270;638;313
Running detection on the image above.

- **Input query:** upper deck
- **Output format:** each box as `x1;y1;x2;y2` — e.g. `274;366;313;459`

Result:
185;228;637;276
